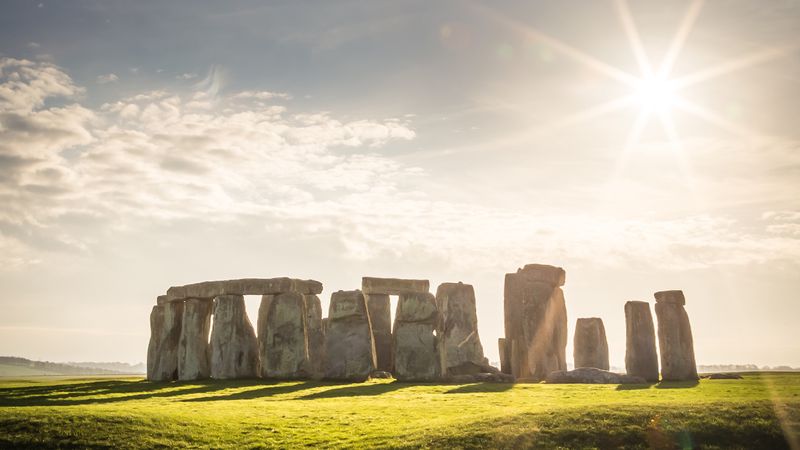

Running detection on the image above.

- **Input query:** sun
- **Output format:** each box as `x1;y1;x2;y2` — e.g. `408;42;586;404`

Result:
633;76;677;114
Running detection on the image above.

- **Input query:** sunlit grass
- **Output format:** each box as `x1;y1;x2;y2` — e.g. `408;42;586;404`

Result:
0;373;797;448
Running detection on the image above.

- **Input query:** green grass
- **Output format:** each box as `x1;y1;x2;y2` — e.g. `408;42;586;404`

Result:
0;373;798;449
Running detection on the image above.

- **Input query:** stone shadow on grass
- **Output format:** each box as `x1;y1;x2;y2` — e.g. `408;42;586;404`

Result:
615;383;657;391
299;381;410;399
655;380;700;389
0;379;237;407
445;383;515;394
181;381;319;402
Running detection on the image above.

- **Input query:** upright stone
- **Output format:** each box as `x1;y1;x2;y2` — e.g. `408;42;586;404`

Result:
324;290;377;381
624;301;659;382
209;294;259;379
147;301;184;381
498;338;510;374
178;298;212;380
503;264;568;381
436;282;487;374
258;291;309;379
393;292;442;381
573;318;609;370
304;294;325;380
366;294;393;372
654;290;698;381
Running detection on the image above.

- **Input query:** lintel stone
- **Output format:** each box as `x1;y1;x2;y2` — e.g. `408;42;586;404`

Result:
362;277;429;295
165;277;323;301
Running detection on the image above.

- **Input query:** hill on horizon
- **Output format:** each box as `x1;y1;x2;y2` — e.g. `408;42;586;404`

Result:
0;356;145;377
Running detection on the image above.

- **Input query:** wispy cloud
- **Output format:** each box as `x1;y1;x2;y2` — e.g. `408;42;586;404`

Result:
96;73;119;84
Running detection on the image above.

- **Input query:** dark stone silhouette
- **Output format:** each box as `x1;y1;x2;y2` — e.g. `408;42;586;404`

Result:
365;293;393;372
304;294;325;380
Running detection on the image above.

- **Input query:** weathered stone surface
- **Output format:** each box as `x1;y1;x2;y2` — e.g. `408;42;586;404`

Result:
366;293;393;372
166;277;323;301
519;264;566;287
362;277;429;295
177;298;212;380
498;338;510;374
324;290;376;381
258;292;309;379
624;301;659;382
655;291;698;381
304;294;325;380
503;264;568;381
654;290;686;306
393;292;442;381
573;317;609;370
209;295;259;379
156;295;169;306
436;282;487;374
545;367;647;384
147;301;184;381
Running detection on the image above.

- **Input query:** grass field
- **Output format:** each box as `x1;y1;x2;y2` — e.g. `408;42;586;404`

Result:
0;373;798;448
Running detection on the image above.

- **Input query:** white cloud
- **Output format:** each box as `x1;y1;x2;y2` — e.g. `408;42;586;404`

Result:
96;73;119;84
232;90;292;101
176;72;198;80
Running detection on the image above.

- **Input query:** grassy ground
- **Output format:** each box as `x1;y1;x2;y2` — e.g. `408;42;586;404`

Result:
0;373;797;449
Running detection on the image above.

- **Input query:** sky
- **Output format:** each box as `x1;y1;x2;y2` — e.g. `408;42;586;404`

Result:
0;0;798;368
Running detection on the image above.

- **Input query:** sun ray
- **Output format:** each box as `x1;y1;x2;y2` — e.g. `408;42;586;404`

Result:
614;0;654;77
658;0;704;78
471;2;639;85
658;111;698;193
672;96;757;139
613;108;650;178
673;44;800;89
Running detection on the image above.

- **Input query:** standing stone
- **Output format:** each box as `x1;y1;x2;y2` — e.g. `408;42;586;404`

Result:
503;264;568;380
498;338;510;374
366;294;393;373
324;290;377;381
436;282;487;374
654;290;698;381
209;294;259;379
178;298;212;380
393;292;442;381
304;294;325;380
573;318;609;370
624;301;659;382
258;291;309;379
147;301;184;381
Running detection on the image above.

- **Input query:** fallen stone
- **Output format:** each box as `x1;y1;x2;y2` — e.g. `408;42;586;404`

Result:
436;282;487;375
305;294;325;380
177;298;212;380
624;301;659;382
545;367;647;384
446;361;501;376
324;290;377;381
366;293;393;372
655;291;698;381
654;290;686;305
209;294;259;379
147;301;184;381
573;317;609;370
258;292;309;379
504;264;568;381
165;277;323;301
393;292;442;381
362;277;429;295
370;370;392;379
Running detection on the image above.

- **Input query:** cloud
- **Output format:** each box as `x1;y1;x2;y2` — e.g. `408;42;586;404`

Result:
96;73;119;84
0;56;797;274
176;72;198;80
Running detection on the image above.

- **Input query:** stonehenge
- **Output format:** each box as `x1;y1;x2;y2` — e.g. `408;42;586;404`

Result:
324;290;377;381
624;301;659;382
393;291;442;381
573;318;609;370
654;290;698;381
502;264;568;381
210;295;259;379
147;271;699;385
178;298;212;380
